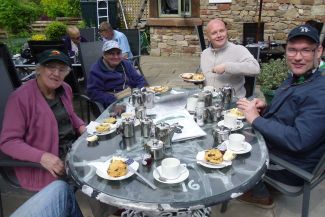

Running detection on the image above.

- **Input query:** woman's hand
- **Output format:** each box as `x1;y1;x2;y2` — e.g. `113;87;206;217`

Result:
40;152;65;178
237;98;262;124
78;125;86;134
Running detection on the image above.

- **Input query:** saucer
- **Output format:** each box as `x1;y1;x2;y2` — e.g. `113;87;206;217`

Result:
217;120;244;131
223;140;252;154
196;150;232;169
153;166;189;184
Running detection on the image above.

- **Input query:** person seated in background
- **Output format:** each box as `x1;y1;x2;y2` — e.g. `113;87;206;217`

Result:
10;180;84;217
200;18;260;98
62;26;88;63
0;49;85;191
87;40;146;108
236;25;325;208
98;21;133;59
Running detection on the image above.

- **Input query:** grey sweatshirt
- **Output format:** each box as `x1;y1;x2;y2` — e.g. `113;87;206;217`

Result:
200;41;260;98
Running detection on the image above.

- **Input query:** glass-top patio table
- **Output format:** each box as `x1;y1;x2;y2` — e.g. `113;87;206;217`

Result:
66;88;268;216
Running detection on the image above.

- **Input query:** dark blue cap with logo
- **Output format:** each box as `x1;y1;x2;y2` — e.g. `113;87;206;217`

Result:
288;24;320;44
37;49;71;66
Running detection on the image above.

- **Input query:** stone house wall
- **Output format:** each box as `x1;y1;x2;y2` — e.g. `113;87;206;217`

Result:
149;0;325;56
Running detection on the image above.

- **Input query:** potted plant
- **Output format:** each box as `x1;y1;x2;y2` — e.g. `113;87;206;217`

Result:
257;58;288;104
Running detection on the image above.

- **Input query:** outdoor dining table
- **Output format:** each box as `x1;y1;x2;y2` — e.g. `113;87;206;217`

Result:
65;88;269;217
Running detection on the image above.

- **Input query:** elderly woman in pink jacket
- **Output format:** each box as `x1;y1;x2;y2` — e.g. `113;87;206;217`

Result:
0;49;85;191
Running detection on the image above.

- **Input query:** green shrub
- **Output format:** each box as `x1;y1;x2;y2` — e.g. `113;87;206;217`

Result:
45;21;67;40
257;58;289;91
0;0;42;34
41;0;80;18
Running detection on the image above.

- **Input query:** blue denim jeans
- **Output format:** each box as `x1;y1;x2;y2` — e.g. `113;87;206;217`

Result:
10;180;83;217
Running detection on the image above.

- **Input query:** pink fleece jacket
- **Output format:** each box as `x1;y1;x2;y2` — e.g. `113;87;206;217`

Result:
0;79;84;191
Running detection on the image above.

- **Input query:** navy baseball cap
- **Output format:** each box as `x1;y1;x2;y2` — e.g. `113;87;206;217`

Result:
37;49;71;66
287;24;320;44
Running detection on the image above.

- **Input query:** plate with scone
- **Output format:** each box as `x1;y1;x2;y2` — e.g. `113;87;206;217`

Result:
222;108;245;120
148;86;169;94
86;120;117;136
88;156;139;180
196;149;233;169
179;73;205;83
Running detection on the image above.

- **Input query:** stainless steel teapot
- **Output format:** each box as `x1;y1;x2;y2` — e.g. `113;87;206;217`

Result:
154;122;182;149
118;118;135;138
220;84;236;107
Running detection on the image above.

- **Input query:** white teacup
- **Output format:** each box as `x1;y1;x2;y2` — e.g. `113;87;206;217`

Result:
224;112;237;128
161;158;186;180
228;133;245;151
186;97;199;113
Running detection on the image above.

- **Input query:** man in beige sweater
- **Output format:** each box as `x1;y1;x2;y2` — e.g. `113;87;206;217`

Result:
200;19;260;98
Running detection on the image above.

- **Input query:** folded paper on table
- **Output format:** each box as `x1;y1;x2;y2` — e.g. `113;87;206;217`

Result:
154;110;206;142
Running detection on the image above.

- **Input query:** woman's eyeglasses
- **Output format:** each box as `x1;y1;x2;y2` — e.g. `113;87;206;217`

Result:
45;64;70;76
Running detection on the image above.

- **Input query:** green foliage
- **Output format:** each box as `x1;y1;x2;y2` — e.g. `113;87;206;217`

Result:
77;20;87;29
0;0;42;34
6;36;30;55
41;0;80;18
45;21;67;40
257;58;289;91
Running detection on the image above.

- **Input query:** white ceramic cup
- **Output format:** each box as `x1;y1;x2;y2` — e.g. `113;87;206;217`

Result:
224;112;237;128
186;97;199;113
161;158;186;179
228;133;245;151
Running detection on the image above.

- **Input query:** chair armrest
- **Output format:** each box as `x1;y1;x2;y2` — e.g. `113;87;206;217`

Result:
269;153;313;182
0;152;42;168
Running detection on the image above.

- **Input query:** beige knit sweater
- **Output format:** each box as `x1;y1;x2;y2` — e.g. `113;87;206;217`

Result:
200;41;260;98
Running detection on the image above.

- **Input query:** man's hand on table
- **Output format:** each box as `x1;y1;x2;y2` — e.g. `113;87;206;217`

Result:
40;152;65;178
237;98;263;124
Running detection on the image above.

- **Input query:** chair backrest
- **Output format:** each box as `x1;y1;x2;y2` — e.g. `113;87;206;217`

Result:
119;29;141;57
243;46;260;97
79;41;104;86
195;25;206;51
80;27;97;42
0;59;17;133
0;43;21;88
28;40;68;62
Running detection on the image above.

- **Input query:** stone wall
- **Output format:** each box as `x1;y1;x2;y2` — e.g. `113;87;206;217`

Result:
149;0;325;56
150;27;201;56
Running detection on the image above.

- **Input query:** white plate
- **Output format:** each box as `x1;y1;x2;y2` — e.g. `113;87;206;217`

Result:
222;110;245;120
179;73;205;83
148;86;169;95
217;120;244;131
153;166;189;184
88;157;139;181
94;124;117;136
223;140;252;154
196;150;232;169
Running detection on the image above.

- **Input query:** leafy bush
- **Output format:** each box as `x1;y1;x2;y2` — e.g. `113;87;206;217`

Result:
45;21;67;40
257;58;289;91
31;34;47;41
0;0;42;34
41;0;80;18
77;20;87;29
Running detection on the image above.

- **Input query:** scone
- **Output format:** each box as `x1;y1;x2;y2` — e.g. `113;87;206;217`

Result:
204;149;223;164
103;117;117;124
192;73;205;81
181;73;193;79
95;123;111;133
230;108;244;117
108;159;127;177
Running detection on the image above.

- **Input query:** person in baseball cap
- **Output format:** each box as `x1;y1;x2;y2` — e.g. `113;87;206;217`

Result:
236;24;325;208
87;40;147;108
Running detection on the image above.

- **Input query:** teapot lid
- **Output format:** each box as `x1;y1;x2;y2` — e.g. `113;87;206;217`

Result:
155;122;170;129
146;139;163;150
213;126;230;133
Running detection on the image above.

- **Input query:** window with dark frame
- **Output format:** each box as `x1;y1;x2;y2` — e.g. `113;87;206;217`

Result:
158;0;191;17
